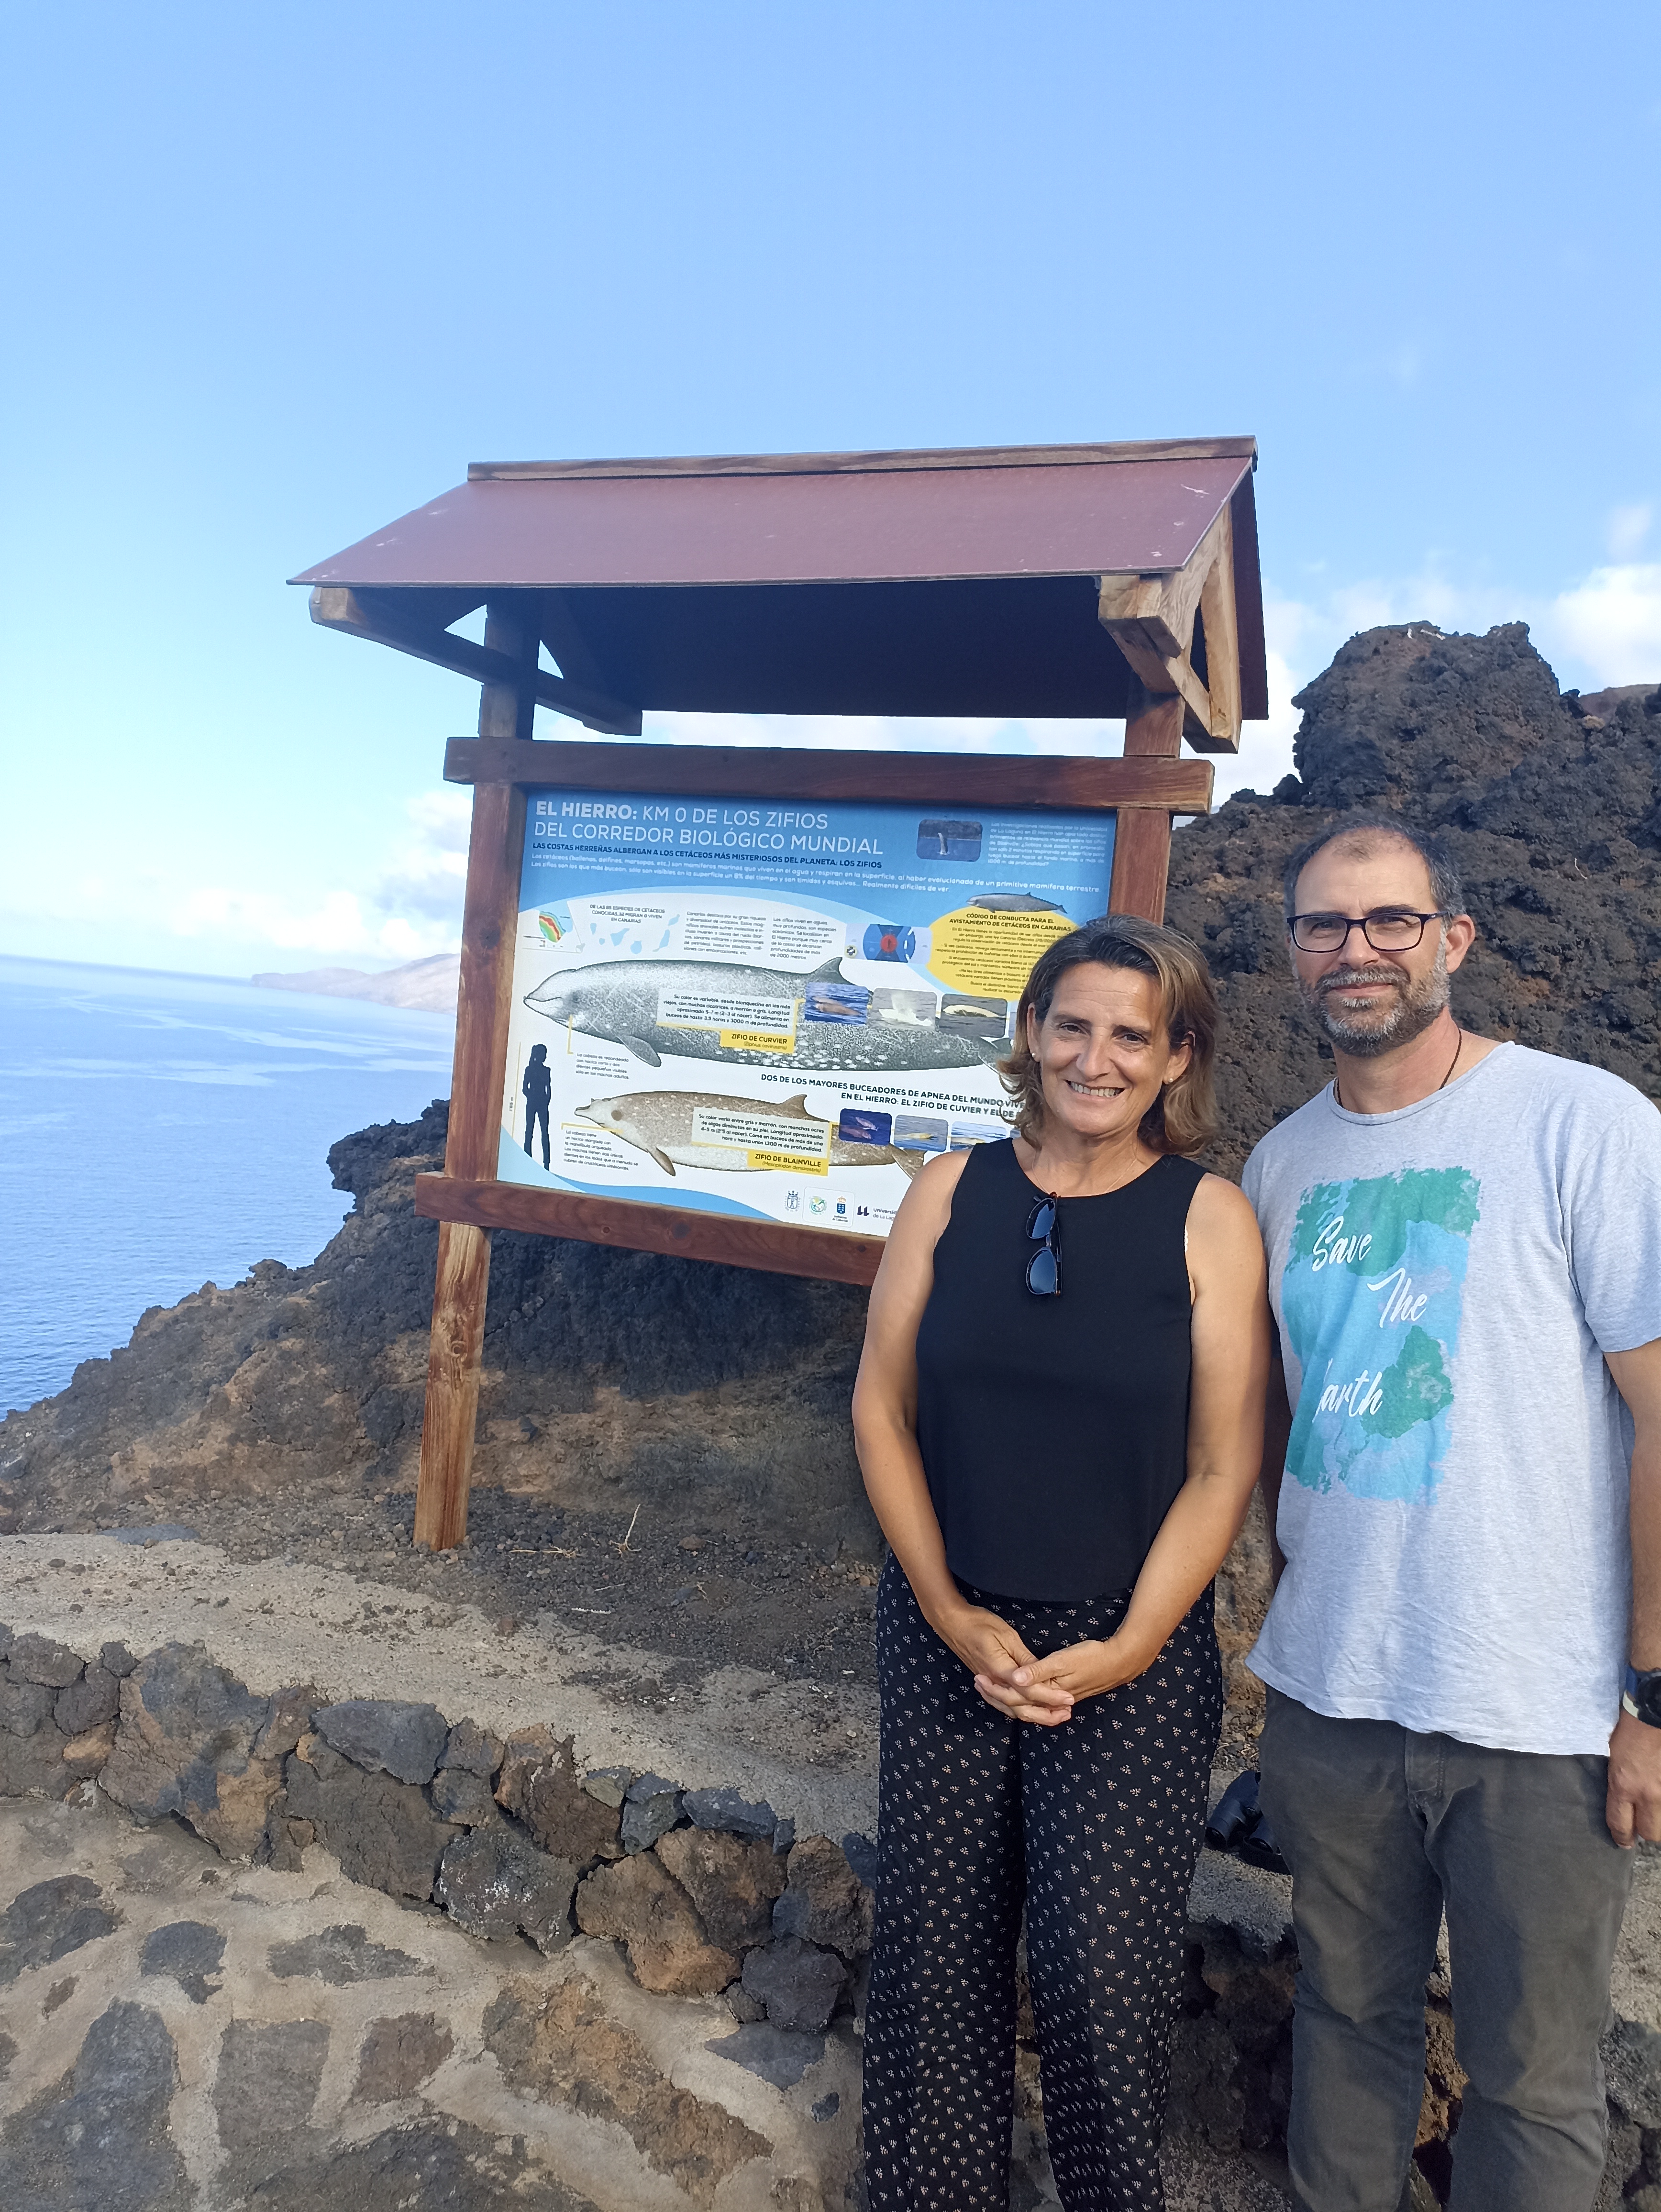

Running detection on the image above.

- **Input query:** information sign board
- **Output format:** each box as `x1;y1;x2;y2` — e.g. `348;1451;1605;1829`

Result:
496;785;1117;1241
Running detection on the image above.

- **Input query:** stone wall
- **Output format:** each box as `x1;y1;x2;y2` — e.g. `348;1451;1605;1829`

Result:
6;1618;1659;2207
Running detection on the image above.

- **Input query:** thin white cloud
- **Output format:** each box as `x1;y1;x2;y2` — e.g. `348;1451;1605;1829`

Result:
1544;564;1661;687
1607;504;1653;560
162;789;473;966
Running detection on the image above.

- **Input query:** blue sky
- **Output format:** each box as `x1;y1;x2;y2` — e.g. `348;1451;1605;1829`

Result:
3;1;1658;976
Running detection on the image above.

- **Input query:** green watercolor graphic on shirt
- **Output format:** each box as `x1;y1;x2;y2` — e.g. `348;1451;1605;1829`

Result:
1290;1164;1480;1275
1282;1167;1479;1500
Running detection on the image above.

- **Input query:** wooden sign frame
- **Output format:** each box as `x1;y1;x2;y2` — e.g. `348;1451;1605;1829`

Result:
409;664;1209;1548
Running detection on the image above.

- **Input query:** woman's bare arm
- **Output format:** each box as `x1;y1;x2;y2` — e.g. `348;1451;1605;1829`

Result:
852;1152;1044;1686
979;1171;1272;1724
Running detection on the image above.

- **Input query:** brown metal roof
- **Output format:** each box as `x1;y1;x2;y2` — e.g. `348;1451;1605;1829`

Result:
291;438;1268;724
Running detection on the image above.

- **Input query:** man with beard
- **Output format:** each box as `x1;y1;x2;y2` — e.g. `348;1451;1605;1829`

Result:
1241;815;1661;2212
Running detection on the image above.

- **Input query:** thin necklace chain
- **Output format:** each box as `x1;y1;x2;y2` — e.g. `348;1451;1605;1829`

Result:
1334;1026;1463;1114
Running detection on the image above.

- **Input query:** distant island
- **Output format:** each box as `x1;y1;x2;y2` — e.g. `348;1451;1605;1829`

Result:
251;952;458;1012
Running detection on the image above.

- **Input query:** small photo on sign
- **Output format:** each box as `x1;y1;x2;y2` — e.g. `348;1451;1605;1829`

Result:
803;979;872;1025
892;1112;951;1152
949;1117;1009;1149
916;818;984;862
937;994;1010;1039
839;1107;894;1146
861;922;916;963
868;987;938;1029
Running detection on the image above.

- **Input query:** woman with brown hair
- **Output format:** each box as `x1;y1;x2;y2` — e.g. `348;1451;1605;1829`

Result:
853;915;1270;2212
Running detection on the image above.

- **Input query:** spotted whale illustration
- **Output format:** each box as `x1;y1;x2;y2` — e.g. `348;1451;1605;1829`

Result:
525;952;1010;1072
577;1089;928;1179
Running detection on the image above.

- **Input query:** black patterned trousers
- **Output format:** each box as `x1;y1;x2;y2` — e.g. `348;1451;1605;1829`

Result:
861;1559;1222;2212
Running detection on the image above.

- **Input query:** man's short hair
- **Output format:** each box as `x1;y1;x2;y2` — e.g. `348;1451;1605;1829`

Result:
1282;814;1466;924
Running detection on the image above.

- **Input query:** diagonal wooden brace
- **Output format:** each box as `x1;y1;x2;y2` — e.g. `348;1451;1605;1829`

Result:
1097;503;1243;753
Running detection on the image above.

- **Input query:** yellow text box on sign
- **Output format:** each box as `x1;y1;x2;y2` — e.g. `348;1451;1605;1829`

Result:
927;907;1077;1000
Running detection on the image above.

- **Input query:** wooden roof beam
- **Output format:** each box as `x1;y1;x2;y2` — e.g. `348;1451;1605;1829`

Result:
308;586;643;737
467;435;1258;482
1096;505;1244;753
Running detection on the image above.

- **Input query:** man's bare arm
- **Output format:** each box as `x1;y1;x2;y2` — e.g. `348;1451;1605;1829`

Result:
1261;1341;1292;1587
1604;1336;1661;1847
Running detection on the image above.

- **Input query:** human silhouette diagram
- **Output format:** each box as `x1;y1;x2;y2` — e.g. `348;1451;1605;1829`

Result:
522;1042;552;1168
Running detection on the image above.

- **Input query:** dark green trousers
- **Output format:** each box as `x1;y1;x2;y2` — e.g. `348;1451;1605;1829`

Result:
1259;1687;1633;2212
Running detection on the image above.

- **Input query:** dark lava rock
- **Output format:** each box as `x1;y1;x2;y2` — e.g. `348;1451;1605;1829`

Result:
139;1921;225;2005
1165;622;1661;1180
100;1640;139;1679
841;1831;879;1888
282;1738;460;1901
656;1825;787;1952
0;1670;60;1737
252;1684;323;1762
724;1979;767;2023
100;1644;281;1861
0;2000;188;2212
214;2018;330;2166
0;1725;76;1797
620;1771;683;1854
1603;2016;1661;2129
429;1765;499;1825
0;1876;120;1987
581;1765;631;1808
576;1850;738;1996
440;1717;503;1778
55;1663;121;1736
772;1834;874;1960
5;1714;85;1792
312;1700;449;1787
268;1923;427;1984
350;2013;454;2104
6;1634;84;1689
435;1827;577;1953
494;1727;623;1867
705;2020;825;2088
244;2110;602;2211
681;1785;777;1841
740;1935;847;2034
812;2091;841;2121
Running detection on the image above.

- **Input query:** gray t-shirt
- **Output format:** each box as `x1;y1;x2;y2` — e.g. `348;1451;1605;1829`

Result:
1242;1042;1661;1757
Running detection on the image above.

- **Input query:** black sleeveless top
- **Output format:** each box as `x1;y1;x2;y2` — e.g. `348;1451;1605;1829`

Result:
915;1138;1205;1603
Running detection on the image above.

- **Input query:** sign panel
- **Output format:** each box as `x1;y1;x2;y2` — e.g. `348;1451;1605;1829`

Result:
498;787;1116;1240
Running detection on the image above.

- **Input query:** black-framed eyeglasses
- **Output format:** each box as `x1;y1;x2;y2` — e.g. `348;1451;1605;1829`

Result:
1288;909;1451;953
1025;1193;1061;1297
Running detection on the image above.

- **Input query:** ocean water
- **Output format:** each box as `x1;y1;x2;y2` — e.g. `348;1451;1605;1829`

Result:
0;956;456;1417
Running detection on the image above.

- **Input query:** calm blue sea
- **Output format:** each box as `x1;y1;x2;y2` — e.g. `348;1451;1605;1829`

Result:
0;957;456;1417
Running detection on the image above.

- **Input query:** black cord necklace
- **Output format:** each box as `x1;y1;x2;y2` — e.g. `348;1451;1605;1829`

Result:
1334;1026;1463;1113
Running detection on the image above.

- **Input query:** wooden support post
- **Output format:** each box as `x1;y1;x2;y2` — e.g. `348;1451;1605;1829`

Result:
1107;680;1186;924
414;600;535;1550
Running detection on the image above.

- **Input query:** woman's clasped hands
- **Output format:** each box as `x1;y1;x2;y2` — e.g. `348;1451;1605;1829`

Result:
933;1600;1153;1725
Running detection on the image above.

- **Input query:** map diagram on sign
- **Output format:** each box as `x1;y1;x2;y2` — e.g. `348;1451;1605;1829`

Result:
498;788;1117;1239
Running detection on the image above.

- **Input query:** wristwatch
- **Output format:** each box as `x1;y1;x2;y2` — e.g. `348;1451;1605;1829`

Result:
1622;1666;1661;1728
